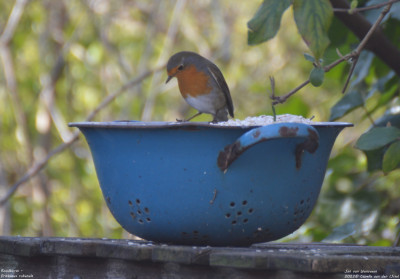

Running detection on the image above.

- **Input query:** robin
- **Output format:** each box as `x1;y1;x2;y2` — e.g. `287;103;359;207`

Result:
166;51;234;122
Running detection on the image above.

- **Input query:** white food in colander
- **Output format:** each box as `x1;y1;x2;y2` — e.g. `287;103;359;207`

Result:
213;114;318;126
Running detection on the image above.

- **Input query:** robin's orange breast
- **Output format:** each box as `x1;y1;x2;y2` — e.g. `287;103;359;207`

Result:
175;65;212;98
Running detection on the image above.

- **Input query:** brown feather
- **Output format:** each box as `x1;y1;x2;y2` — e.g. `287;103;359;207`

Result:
207;64;234;117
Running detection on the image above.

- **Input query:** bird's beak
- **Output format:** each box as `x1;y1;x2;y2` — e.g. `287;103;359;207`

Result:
166;75;173;84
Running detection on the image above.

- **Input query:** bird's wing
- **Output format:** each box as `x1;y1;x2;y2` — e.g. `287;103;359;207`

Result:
207;64;234;117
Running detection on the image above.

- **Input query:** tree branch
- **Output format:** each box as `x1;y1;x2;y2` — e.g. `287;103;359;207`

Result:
342;56;358;93
0;0;33;163
341;1;393;93
0;0;29;46
272;0;398;105
333;0;399;13
330;0;400;77
82;0;133;79
141;0;186;121
271;80;310;105
0;67;163;206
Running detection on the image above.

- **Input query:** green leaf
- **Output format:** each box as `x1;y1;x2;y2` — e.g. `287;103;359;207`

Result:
350;0;358;10
247;0;292;45
327;16;355;49
382;140;400;173
375;113;400;129
329;90;364;121
293;0;333;59
355;127;400;151
365;148;384;172
390;2;400;20
352;51;374;86
309;67;324;87
304;53;315;62
369;71;396;97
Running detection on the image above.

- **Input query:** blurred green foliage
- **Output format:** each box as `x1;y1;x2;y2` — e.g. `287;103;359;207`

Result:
0;0;399;246
248;0;400;244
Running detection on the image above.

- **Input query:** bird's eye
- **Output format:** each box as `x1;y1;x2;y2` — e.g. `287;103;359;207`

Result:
177;64;184;71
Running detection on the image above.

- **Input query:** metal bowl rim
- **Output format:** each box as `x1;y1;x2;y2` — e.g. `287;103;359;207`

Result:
68;121;353;129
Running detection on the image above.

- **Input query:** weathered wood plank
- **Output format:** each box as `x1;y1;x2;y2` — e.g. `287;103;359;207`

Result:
95;240;153;260
152;245;211;265
0;237;399;279
211;243;400;274
210;249;314;270
253;242;400;256
0;237;42;256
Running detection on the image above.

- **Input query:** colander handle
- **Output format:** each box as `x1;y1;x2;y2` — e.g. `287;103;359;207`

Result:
217;123;319;172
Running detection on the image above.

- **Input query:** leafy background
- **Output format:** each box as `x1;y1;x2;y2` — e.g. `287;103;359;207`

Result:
0;0;399;246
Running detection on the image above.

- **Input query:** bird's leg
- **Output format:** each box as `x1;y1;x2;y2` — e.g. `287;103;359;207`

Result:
185;112;203;121
211;109;228;123
176;112;203;122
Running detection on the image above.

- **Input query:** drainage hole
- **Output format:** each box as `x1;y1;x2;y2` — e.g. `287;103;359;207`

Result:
136;199;141;205
144;207;150;213
137;210;142;215
243;219;248;224
225;213;231;218
237;211;242;216
248;208;254;214
230;202;236;208
130;212;136;219
242;200;248;206
138;219;144;224
231;220;237;225
146;217;151;222
300;200;304;205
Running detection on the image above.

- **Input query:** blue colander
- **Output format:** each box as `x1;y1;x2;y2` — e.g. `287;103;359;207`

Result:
69;121;351;246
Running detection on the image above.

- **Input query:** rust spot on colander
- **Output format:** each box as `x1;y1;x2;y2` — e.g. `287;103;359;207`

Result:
295;128;319;169
218;127;292;171
217;141;242;171
279;126;299;137
218;125;319;171
217;137;270;171
253;130;261;139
